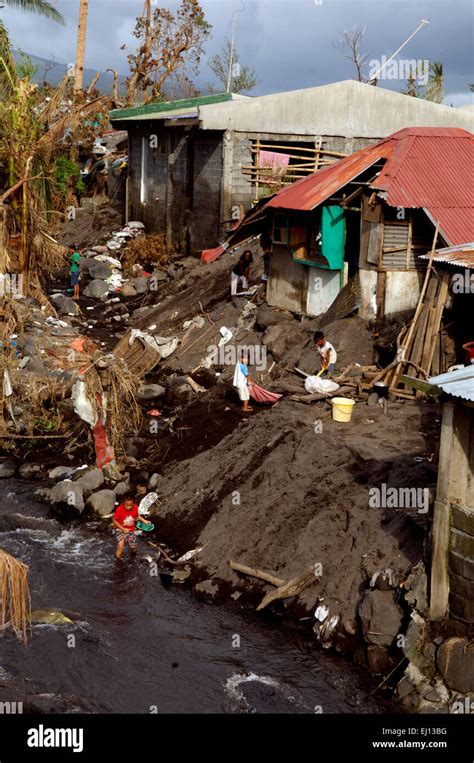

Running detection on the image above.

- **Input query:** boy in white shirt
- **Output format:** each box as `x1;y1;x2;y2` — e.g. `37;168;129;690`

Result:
313;331;337;377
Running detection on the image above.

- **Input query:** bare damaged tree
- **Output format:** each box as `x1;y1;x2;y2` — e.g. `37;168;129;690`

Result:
125;0;211;106
209;38;257;94
334;26;368;83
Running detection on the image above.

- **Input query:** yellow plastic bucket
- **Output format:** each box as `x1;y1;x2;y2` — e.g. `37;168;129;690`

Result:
331;397;355;423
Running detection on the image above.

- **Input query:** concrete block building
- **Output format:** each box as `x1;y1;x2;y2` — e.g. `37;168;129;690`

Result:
109;81;473;255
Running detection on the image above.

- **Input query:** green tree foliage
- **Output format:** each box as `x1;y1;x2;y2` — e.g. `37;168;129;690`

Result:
1;0;64;24
209;38;257;93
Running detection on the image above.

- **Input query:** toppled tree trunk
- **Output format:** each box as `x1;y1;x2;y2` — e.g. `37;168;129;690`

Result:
229;560;318;610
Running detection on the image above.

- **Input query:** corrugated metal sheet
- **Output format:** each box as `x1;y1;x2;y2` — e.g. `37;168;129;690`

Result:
429;366;474;402
266;128;474;246
419;242;474;268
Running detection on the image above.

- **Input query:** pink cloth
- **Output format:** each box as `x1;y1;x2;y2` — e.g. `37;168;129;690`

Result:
249;383;282;405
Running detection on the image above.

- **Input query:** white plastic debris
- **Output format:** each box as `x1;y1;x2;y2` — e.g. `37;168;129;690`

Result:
71;379;97;427
304;376;340;395
128;329;179;359
176;546;204;563
106;272;123;290
106;240;122;252
3;369;13;397
147;324;157;332
127;221;145;230
218;326;233;347
138;492;159;516
314;605;329;622
183;316;205;330
95;254;122;269
46;317;69;328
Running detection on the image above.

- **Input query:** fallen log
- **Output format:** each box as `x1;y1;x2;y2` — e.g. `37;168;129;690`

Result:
229;560;285;586
228;560;318;610
257;568;317;611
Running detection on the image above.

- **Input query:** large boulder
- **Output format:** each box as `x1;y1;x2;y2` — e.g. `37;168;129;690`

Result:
84;279;109;299
436;637;474;694
55;295;79;316
19;463;42;479
49;480;85;513
256;304;294;331
358;589;404;647
132;277;149;294
137;384;166;401
76;468;104;496
89;261;112;280
48;465;72;480
87;489;116;516
0;459;16;478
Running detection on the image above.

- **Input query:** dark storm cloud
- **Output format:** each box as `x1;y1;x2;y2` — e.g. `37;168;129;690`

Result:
1;0;473;105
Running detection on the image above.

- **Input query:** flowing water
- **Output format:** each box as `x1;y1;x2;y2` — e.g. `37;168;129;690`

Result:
0;480;395;714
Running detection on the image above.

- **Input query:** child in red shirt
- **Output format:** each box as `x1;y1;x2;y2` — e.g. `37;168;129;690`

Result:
113;493;152;559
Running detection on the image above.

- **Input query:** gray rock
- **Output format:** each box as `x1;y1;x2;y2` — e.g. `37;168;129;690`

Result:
358;589;404;647
89;262;112;280
132;277;149;294
76;468;104;496
148;473;160;490
137;384;166;401
256;304;293;331
114;481;130;496
87;489;116;516
57;296;79;316
150;270;168;283
49;481;85;513
19;463;42;479
121;282;138;298
404;561;429;613
0;459;17;478
84;280;109;299
437;638;474;694
403;613;436;679
48;466;72;480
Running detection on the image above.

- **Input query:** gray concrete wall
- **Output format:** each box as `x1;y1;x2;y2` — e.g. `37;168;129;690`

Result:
199;80;474;137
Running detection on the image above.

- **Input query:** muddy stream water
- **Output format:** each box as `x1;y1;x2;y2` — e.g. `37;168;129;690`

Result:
0;480;397;715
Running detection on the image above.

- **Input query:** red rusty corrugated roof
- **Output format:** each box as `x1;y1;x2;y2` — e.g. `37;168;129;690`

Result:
266;128;474;246
419;242;474;268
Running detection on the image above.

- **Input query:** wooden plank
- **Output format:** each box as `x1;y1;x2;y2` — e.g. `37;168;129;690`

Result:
425;272;450;375
400;375;443;397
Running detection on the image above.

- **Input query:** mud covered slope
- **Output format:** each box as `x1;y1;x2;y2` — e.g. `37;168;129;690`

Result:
157;397;438;622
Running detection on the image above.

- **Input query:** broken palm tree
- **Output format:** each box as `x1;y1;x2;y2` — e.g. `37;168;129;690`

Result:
0;548;31;643
229;560;318;610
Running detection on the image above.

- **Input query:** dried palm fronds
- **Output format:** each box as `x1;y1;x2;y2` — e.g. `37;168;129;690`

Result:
0;548;31;643
82;355;142;454
122;233;178;273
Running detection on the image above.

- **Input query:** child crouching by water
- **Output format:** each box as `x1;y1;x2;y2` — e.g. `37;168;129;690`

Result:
113;492;152;559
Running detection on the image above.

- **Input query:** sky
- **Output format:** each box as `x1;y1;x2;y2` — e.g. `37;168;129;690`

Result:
1;0;473;106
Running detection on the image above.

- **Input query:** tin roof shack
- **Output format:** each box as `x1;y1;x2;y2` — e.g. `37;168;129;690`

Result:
428;366;474;623
230;127;473;322
109;81;473;254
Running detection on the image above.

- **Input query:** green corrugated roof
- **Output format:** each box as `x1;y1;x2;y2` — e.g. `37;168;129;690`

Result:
109;92;234;121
